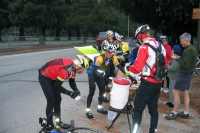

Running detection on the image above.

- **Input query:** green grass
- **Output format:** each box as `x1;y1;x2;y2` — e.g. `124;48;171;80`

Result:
1;37;94;41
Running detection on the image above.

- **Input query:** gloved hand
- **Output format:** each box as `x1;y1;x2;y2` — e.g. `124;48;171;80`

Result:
108;77;113;84
124;66;130;75
66;90;78;99
128;75;137;84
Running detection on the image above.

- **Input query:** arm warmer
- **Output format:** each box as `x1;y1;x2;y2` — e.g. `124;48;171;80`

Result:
116;64;126;75
69;78;78;91
53;79;70;94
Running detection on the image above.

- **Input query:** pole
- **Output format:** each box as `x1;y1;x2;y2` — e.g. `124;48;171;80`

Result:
128;16;129;41
197;3;200;53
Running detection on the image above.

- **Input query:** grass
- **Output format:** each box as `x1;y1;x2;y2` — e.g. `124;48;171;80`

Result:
1;37;95;41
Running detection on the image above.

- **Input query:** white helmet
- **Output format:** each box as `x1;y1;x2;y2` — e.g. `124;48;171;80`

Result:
106;30;114;37
113;32;122;42
160;35;167;39
102;43;117;51
135;24;150;37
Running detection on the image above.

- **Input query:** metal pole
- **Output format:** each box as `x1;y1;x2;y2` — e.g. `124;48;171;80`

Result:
48;36;50;45
197;3;200;53
62;36;63;45
31;36;32;46
8;36;10;48
128;16;129;41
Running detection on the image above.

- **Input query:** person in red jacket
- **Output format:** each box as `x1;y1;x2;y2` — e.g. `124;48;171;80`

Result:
160;36;172;93
38;55;89;131
125;24;167;133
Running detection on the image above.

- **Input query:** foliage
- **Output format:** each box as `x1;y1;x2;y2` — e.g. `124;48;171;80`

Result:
107;0;199;43
0;0;12;29
2;0;138;40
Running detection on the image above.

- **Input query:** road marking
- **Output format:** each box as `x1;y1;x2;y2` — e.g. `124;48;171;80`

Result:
0;48;74;58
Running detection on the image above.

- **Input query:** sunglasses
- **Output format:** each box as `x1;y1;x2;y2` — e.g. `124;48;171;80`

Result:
108;51;115;54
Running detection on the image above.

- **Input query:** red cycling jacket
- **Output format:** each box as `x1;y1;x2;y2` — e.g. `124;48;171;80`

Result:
163;44;172;64
39;58;76;81
129;38;168;83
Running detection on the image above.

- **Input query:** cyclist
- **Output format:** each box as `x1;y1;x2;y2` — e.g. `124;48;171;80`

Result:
100;32;122;54
125;24;167;133
101;32;123;98
38;55;89;131
116;35;130;67
85;43;135;119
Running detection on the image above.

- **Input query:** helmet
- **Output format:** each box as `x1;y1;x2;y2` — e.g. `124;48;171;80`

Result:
160;35;167;40
73;55;89;69
135;24;150;38
121;35;124;40
112;32;122;42
102;43;117;51
106;30;114;37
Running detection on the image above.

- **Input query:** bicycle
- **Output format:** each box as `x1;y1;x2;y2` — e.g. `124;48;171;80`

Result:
196;54;200;74
39;118;102;133
39;113;102;133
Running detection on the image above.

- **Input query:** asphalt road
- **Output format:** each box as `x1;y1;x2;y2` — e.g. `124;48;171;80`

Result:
0;47;132;133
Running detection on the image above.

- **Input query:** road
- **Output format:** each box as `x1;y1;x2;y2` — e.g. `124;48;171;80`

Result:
0;47;199;133
0;47;132;133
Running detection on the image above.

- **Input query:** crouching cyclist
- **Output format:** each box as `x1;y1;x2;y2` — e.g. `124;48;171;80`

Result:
38;55;89;131
85;43;136;119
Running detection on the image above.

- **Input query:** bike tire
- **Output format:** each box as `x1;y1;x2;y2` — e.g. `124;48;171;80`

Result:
69;127;102;133
196;56;200;74
196;62;200;74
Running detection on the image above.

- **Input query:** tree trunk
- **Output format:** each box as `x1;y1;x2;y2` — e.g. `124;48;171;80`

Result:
83;31;87;44
68;30;71;40
0;29;2;42
77;29;80;40
39;26;45;45
55;27;61;40
19;27;26;41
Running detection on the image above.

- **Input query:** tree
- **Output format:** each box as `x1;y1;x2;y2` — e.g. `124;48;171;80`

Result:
67;0;137;40
0;0;12;41
106;0;198;45
9;0;70;45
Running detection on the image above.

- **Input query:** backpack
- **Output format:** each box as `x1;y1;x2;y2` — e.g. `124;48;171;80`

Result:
143;43;167;81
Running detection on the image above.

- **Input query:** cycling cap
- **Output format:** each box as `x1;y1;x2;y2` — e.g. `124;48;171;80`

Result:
102;43;117;51
74;55;89;69
113;32;122;42
106;30;114;37
135;24;150;39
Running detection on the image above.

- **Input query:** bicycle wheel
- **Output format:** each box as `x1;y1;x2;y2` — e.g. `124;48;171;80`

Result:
69;127;102;133
196;61;200;74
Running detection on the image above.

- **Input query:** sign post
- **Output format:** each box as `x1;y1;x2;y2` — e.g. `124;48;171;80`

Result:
192;6;200;52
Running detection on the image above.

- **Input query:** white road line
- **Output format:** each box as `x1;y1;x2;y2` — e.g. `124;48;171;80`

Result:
0;48;74;58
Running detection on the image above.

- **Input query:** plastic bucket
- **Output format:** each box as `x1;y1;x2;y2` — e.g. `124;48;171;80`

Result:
110;78;130;109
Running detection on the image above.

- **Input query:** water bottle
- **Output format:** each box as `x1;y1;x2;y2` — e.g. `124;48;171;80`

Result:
107;110;116;120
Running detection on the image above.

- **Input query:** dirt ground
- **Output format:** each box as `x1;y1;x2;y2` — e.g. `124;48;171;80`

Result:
160;74;200;115
1;46;199;116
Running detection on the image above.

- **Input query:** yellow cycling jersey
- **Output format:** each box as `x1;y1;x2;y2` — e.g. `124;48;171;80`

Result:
120;41;129;53
95;54;119;71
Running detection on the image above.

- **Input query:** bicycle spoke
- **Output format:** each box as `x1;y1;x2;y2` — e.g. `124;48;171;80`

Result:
69;127;102;133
